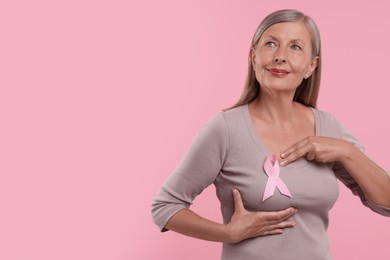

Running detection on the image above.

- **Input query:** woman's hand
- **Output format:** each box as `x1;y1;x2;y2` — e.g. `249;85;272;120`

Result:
225;189;297;243
280;136;353;166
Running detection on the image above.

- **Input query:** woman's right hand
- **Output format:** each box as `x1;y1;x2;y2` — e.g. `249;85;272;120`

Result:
225;189;297;243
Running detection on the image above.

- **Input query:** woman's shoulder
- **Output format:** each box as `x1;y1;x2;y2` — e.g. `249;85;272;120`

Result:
220;104;247;122
312;107;338;122
311;107;344;137
203;104;247;135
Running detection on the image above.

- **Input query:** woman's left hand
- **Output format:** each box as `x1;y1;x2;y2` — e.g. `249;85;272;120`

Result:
280;136;353;166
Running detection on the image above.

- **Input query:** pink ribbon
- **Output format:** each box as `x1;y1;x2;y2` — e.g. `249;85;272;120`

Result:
262;154;292;202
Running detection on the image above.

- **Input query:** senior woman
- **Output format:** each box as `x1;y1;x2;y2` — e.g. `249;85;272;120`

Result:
151;9;390;259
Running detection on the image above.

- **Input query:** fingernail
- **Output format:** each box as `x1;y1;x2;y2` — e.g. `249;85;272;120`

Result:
281;153;285;158
280;161;286;166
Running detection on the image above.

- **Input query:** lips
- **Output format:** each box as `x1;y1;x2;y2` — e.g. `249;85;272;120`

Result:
268;68;289;76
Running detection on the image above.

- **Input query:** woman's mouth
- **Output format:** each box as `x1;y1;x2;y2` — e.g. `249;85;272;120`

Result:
267;68;289;76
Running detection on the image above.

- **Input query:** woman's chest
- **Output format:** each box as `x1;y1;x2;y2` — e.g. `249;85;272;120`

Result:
216;152;339;213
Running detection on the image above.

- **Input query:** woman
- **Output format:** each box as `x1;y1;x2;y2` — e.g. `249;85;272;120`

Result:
151;9;390;259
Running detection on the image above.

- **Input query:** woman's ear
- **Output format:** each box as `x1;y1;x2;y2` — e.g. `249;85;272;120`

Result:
251;48;256;70
305;56;319;78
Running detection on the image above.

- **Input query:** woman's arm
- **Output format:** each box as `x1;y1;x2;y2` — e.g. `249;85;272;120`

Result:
335;142;390;207
280;136;390;208
164;189;297;243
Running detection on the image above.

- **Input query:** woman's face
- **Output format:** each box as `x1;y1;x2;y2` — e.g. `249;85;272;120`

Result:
252;21;318;94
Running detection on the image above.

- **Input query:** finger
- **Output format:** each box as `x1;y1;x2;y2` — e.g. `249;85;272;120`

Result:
267;221;296;230
306;152;316;161
262;229;284;235
262;207;298;224
232;189;245;213
280;142;312;166
280;136;316;159
262;221;296;236
281;138;309;159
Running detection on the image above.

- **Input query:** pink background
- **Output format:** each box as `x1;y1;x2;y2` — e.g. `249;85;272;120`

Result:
1;0;389;259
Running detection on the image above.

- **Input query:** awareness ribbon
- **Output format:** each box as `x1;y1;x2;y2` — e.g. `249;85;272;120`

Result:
262;154;292;202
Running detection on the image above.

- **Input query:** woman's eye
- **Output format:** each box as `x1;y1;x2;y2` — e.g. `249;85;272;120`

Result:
265;41;276;47
291;44;302;51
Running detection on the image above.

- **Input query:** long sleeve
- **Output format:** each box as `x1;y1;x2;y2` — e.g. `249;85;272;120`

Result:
151;113;229;231
331;117;390;216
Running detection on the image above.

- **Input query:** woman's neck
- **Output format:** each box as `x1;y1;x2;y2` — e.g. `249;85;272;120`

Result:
251;93;300;125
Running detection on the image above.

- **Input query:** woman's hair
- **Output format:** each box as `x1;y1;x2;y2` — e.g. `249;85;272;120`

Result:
227;9;321;110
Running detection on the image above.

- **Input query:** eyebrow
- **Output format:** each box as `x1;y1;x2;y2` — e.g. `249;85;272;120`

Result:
263;35;306;46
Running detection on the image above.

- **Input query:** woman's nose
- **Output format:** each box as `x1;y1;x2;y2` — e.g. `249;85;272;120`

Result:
273;48;287;63
274;57;286;63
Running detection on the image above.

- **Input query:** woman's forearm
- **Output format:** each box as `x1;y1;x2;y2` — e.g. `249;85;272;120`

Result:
340;143;390;207
164;190;298;243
